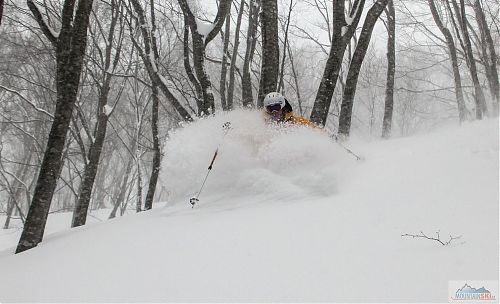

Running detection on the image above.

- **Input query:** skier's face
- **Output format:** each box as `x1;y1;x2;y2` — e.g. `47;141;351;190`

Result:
266;104;285;122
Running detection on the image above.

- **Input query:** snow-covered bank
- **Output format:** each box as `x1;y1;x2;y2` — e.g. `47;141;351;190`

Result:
0;209;112;253
0;111;498;302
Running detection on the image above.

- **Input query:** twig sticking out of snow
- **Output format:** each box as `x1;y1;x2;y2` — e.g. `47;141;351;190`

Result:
401;230;462;246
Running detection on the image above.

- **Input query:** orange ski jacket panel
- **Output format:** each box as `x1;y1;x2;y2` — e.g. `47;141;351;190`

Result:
283;112;319;128
263;111;319;128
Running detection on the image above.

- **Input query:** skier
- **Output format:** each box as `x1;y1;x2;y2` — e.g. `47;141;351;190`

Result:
263;92;317;127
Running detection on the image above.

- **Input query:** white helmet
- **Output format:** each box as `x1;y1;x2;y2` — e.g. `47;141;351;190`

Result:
263;92;285;110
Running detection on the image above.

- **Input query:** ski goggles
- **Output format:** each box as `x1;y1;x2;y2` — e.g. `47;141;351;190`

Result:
265;103;283;113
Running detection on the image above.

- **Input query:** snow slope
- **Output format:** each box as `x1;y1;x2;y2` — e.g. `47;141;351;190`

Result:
0;110;498;302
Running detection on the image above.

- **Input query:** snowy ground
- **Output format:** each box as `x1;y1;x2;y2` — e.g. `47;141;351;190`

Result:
0;110;498;302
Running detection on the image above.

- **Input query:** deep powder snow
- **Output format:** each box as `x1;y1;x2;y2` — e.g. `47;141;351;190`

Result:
0;110;498;302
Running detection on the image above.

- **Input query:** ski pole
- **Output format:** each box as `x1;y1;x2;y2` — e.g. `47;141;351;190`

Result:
337;141;363;161
190;122;232;208
329;133;364;161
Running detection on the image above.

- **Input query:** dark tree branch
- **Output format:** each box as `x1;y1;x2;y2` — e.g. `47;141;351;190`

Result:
205;0;232;45
26;0;58;45
402;231;463;246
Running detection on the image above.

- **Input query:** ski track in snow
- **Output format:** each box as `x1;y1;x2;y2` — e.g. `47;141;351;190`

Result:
0;110;498;302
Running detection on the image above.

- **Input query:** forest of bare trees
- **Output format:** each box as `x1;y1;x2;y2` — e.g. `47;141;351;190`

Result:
0;0;498;252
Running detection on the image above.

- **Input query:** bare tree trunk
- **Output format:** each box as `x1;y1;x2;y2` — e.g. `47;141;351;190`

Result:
0;0;4;26
227;0;245;110
3;154;31;229
178;0;232;115
129;0;193;122
144;82;161;211
16;0;94;254
4;198;15;229
132;94;144;214
191;31;214;115
241;0;259;108
382;0;395;138
121;174;136;216
72;0;122;227
91;159;110;210
473;0;499;115
451;0;488;119
142;0;161;211
109;152;134;219
183;23;202;108
220;11;231;111
277;0;294;92
257;0;279;108
338;0;388;138
136;158;142;213
428;0;467;122
2;133;34;228
310;0;365;126
287;42;303;115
